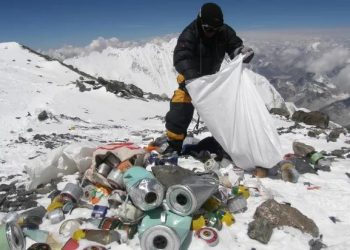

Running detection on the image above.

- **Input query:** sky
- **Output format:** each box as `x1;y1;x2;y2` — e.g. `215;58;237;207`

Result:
0;0;349;50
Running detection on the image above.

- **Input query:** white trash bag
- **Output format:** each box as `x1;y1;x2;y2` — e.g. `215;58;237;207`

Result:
25;142;96;190
186;55;282;170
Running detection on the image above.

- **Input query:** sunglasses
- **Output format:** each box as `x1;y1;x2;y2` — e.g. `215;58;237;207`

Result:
202;24;221;33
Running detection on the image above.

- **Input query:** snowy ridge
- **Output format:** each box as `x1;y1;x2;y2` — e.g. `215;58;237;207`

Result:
64;38;286;109
65;38;178;97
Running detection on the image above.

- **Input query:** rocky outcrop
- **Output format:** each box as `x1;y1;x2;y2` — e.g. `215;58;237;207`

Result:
248;199;319;244
292;111;329;128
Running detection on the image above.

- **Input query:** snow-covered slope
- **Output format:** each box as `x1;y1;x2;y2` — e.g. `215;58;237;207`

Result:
0;42;82;142
65;39;178;96
64;38;286;109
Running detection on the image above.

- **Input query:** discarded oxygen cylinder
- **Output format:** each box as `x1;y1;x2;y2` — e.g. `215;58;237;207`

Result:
60;183;83;203
166;174;219;216
0;222;26;250
138;208;192;250
123;166;164;211
107;168;124;189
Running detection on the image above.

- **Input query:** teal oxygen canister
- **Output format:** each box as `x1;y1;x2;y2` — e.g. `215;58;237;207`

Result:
123;166;164;211
138;208;192;250
0;222;26;250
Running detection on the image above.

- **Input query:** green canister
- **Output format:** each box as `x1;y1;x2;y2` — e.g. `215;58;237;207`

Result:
309;152;324;165
138;208;192;250
123;166;164;211
0;222;25;250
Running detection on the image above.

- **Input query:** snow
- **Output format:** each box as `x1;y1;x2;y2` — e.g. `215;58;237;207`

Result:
1;42;350;250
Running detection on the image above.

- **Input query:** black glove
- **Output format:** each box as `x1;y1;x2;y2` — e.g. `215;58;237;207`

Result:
233;46;254;63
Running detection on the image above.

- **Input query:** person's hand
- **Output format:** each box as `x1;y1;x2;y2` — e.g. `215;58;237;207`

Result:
233;46;254;63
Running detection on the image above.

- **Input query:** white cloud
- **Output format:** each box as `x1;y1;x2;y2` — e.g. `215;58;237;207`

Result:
335;65;350;92
44;35;179;60
306;47;350;74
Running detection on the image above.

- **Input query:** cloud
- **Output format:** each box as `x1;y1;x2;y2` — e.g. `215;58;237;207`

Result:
335;65;350;92
44;35;179;60
306;47;350;74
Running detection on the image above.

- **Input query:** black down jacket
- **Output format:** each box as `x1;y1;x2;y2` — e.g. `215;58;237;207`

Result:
174;18;243;80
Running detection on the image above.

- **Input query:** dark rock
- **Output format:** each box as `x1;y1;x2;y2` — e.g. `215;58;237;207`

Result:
347;154;350;158
253;199;319;238
38;110;48;121
331;149;346;158
309;238;327;250
248;217;274;244
290;157;317;174
0;183;15;192
327;128;347;142
76;81;91;92
27;128;33;132
44;141;55;149
346;173;350;178
17;136;27;143
308;131;318;138
18;200;38;210
308;129;324;138
33;134;49;141
0;195;6;206
83;80;96;85
270;108;290;118
125;84;143;98
106;80;124;93
293;142;315;157
292;111;329;128
97;77;110;85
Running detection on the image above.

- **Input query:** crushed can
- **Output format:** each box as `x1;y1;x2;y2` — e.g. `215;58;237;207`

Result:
204;213;222;230
47;209;65;224
104;153;121;168
155;153;178;166
107;168;124;189
114;201;144;224
226;195;247;213
108;190;127;208
91;205;108;219
84;230;121;245
138;208;192;250
204;158;220;172
96;162;113;177
195;227;219;247
123;166;164;211
0;222;26;250
231;185;250;199
59;219;83;237
23;229;49;243
60;183;83;203
166;174;219;216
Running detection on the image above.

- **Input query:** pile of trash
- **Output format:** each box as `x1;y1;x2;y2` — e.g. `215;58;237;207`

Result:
0;137;330;250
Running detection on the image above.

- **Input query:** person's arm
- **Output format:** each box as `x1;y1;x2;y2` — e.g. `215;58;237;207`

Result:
173;27;200;80
226;26;254;63
225;25;243;58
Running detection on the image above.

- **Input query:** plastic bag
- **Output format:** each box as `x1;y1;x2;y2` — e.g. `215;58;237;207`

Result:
25;143;96;190
186;55;282;170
